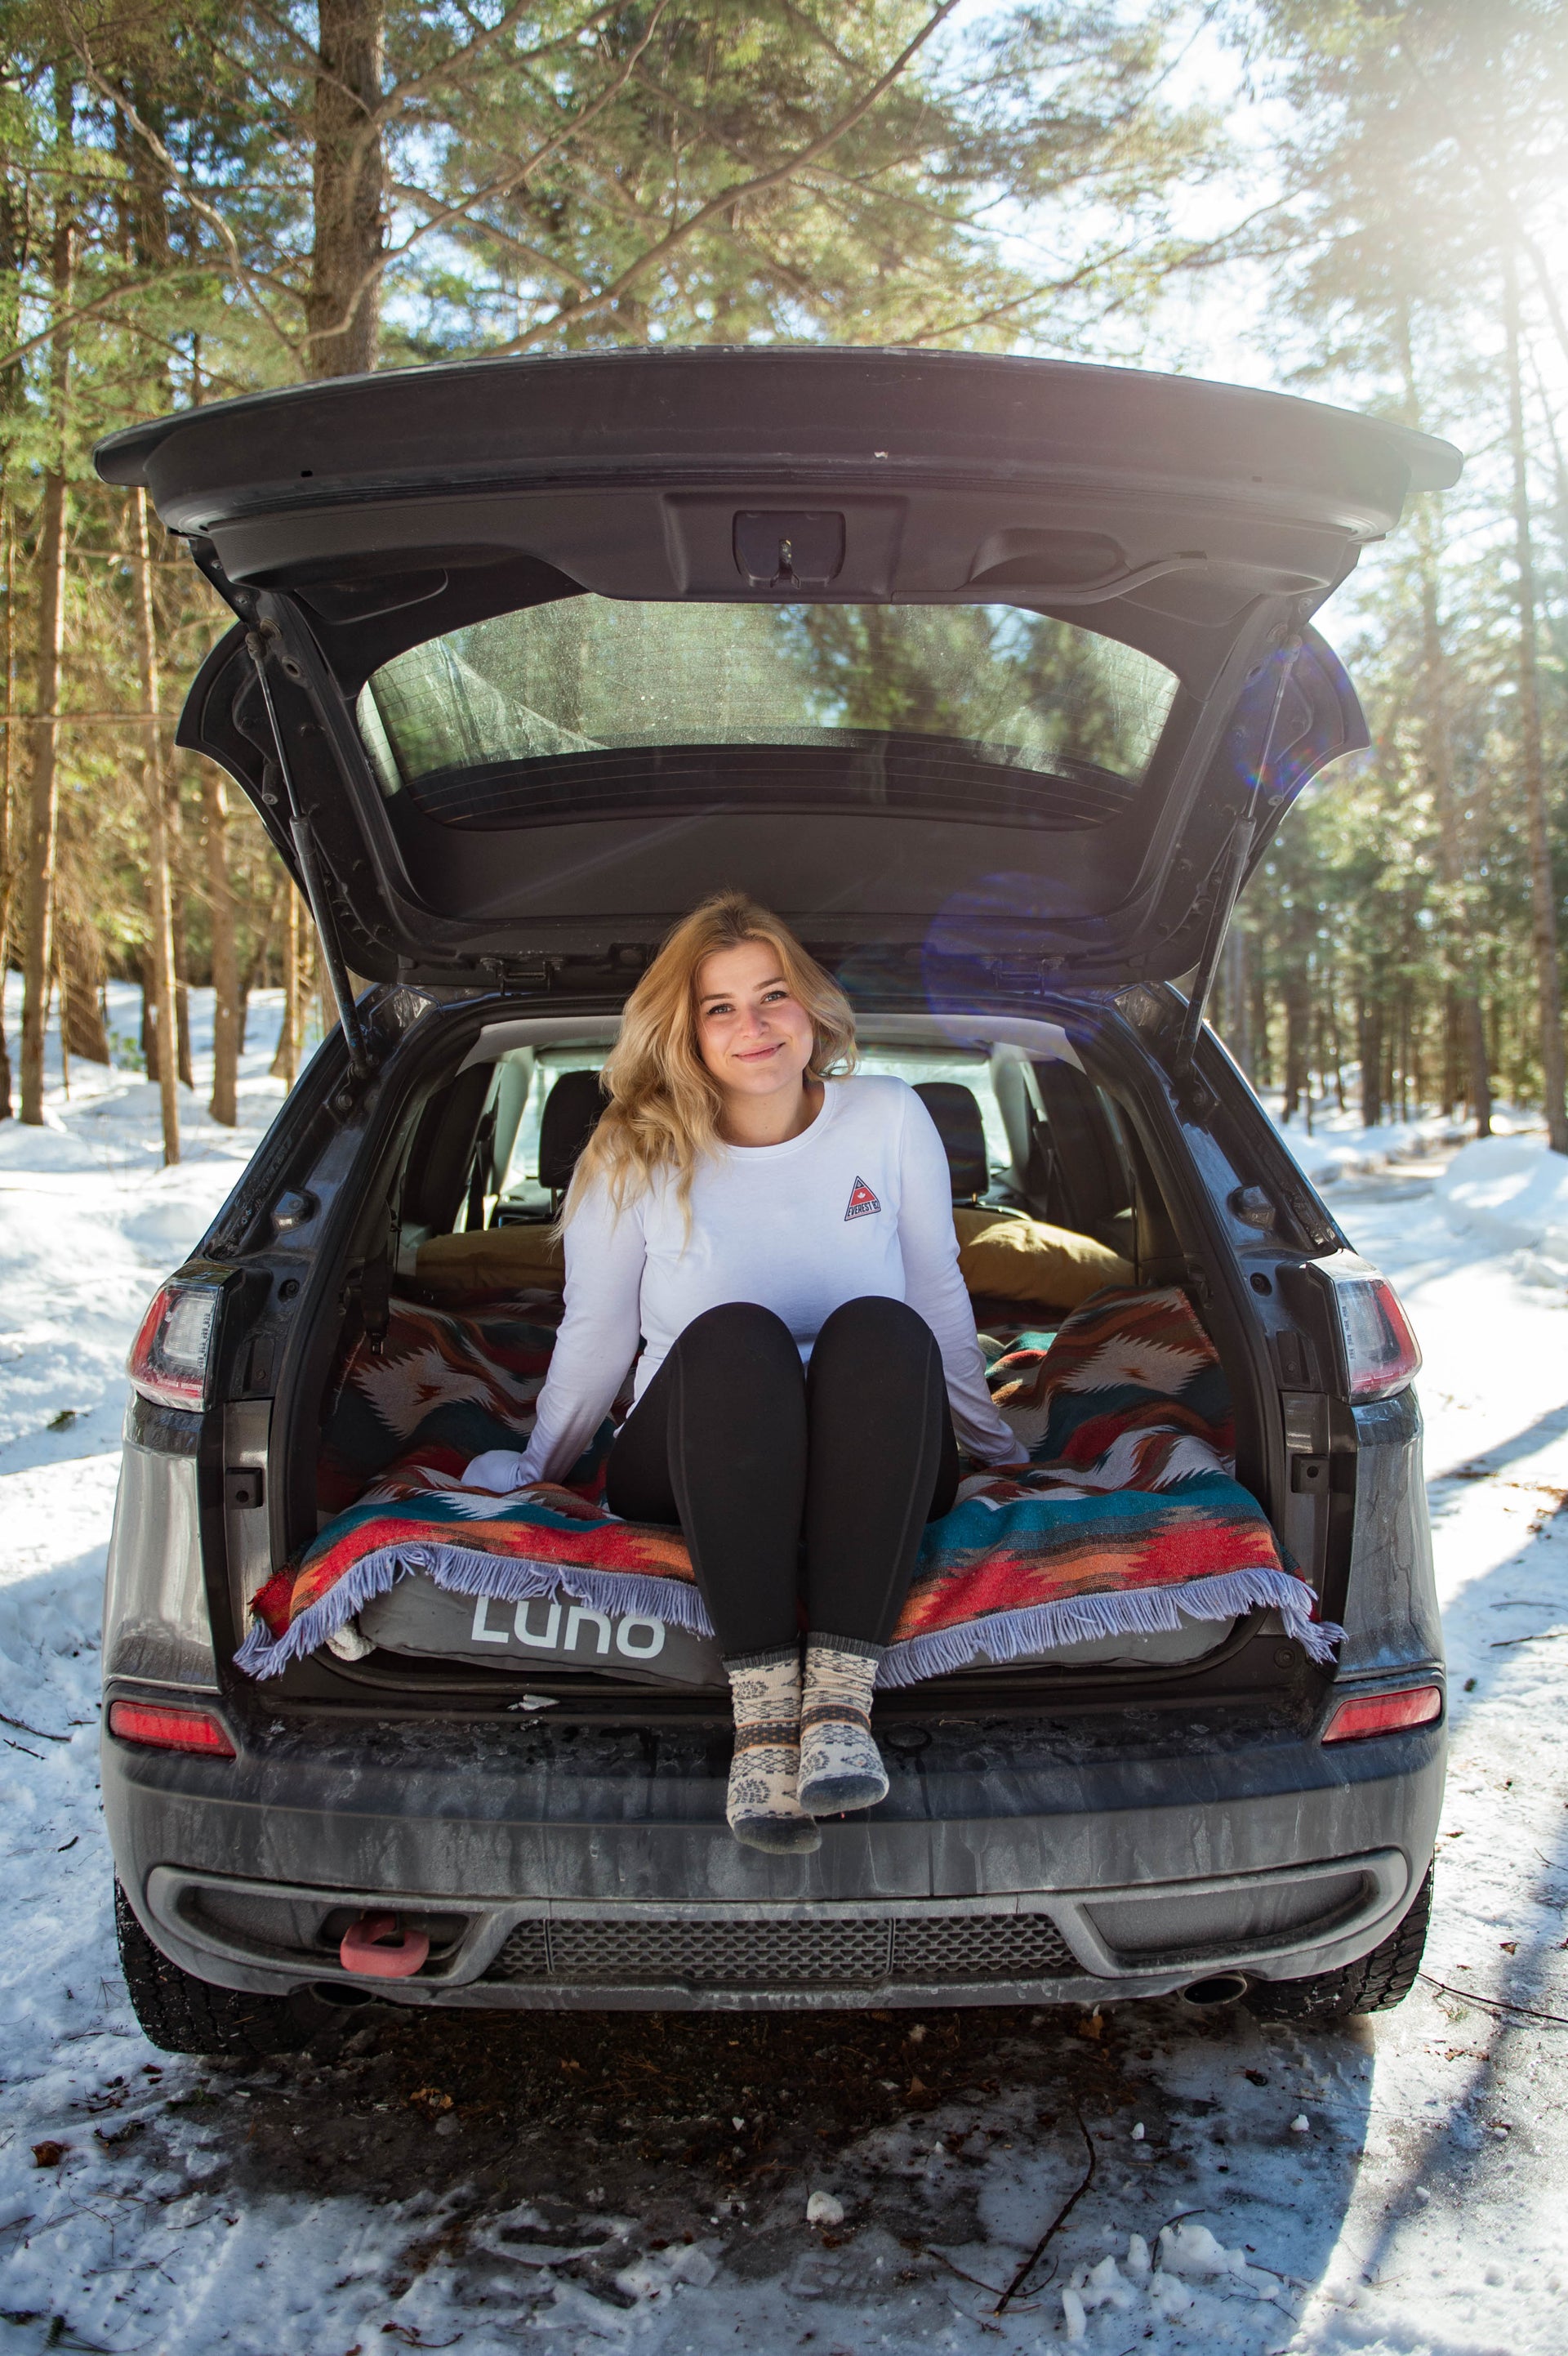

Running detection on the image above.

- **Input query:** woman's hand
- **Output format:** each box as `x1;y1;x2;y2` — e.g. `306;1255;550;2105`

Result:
462;1448;531;1493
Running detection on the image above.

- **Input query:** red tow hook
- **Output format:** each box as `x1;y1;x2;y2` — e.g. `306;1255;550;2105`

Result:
339;1912;430;1979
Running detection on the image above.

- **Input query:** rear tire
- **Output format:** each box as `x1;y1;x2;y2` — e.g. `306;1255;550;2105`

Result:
1245;1866;1432;2024
115;1881;315;2058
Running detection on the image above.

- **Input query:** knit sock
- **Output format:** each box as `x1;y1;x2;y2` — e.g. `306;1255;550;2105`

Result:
797;1637;889;1815
724;1651;822;1855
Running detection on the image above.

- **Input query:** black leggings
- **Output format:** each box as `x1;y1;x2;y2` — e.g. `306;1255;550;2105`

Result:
604;1296;959;1660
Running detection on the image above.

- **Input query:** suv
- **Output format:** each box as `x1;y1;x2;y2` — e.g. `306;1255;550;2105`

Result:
95;349;1455;2054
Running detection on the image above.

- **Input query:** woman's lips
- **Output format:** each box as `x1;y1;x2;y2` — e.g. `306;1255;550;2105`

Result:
736;1040;784;1062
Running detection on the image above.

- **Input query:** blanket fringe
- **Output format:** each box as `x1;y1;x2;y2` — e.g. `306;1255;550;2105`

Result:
233;1544;715;1681
234;1550;1339;1687
877;1566;1342;1687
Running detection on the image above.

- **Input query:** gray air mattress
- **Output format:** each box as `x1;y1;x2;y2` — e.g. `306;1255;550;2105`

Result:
356;1576;727;1686
352;1574;1235;1686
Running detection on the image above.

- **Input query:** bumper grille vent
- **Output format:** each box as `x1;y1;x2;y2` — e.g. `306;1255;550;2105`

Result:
483;1912;1076;1988
891;1915;1076;1978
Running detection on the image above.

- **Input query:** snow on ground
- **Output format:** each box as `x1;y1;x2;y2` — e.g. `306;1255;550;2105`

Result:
1434;1135;1568;1288
1263;1092;1547;1193
0;996;1565;2356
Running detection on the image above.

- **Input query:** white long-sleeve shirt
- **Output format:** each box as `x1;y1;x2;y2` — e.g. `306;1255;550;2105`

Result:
482;1074;1024;1488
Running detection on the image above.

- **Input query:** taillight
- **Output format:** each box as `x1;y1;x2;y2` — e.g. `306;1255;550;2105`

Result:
107;1700;236;1756
127;1281;220;1412
1322;1684;1442;1744
1318;1259;1422;1401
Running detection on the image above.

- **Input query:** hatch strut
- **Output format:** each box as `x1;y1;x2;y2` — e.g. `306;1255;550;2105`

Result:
246;629;372;1082
1171;637;1301;1078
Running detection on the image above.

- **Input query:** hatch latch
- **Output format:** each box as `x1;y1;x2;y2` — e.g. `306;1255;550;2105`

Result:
733;510;845;588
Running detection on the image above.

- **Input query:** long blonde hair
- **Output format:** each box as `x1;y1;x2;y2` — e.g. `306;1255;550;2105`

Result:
565;891;857;1221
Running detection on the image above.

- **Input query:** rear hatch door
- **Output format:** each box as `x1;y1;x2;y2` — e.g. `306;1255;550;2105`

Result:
96;349;1459;986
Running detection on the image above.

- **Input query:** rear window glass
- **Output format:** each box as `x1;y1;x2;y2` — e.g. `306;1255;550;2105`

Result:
498;1044;1013;1210
356;599;1178;833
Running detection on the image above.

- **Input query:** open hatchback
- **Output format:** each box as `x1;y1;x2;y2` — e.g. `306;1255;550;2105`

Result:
95;350;1457;2046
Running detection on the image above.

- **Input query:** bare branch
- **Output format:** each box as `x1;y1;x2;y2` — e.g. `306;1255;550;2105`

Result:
488;0;967;355
0;274;162;373
307;0;675;346
377;2;625;121
387;186;599;298
62;31;305;364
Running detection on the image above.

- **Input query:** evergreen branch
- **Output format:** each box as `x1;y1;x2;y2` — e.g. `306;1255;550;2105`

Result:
487;0;967;355
60;38;305;365
307;0;675;354
0;272;163;373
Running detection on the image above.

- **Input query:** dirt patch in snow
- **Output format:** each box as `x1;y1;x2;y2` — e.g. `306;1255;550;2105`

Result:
198;1997;1226;2300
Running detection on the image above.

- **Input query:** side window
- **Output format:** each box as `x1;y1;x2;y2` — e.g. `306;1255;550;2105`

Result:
1001;1059;1135;1251
497;1055;607;1214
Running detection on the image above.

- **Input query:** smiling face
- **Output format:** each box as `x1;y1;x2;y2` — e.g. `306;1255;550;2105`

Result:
694;936;817;1112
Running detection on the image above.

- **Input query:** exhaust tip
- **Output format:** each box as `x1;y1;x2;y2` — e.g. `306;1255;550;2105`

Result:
1181;1972;1250;2009
310;1980;375;2008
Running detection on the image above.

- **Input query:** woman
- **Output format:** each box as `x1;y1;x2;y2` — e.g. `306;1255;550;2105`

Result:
466;891;1027;1854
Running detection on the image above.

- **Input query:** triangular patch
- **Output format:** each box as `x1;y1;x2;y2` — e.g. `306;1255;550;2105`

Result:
844;1175;882;1221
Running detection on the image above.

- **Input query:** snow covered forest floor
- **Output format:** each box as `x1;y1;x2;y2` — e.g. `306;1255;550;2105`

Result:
1;985;1565;2356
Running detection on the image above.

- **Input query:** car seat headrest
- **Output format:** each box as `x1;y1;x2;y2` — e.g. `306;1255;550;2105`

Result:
913;1081;989;1203
537;1069;605;1194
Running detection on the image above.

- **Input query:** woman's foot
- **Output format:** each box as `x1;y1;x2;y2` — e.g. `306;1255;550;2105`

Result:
724;1653;822;1854
797;1639;889;1814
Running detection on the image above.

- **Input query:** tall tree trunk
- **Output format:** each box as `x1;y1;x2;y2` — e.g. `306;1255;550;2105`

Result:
1221;923;1251;1077
58;913;109;1061
1505;256;1568;1154
1282;972;1309;1123
1249;961;1271;1089
205;767;241;1123
271;890;301;1085
1397;306;1491;1139
0;154;26;1120
141;952;158;1082
54;952;68;1097
19;165;74;1126
306;0;387;378
241;874;286;1056
18;456;67;1125
1419;549;1492;1134
0;492;13;1119
1358;993;1383;1132
132;486;180;1166
175;922;194;1090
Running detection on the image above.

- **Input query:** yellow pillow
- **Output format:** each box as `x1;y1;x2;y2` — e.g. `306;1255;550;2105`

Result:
413;1207;1130;1314
954;1205;1133;1310
414;1225;564;1301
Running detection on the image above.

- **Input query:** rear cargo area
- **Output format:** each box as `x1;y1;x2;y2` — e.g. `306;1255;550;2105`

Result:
234;1007;1311;1706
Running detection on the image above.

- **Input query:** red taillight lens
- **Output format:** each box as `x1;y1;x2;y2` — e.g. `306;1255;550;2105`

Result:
127;1282;220;1412
1329;1267;1422;1402
1322;1684;1443;1744
108;1700;236;1756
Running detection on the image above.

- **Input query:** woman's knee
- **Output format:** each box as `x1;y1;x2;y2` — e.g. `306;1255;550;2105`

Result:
675;1300;800;1375
815;1295;938;1360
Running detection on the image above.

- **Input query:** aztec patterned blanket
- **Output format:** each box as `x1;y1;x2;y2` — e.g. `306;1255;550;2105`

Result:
239;1285;1338;1684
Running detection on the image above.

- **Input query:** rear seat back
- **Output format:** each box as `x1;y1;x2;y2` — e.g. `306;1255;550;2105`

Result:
1031;1064;1134;1243
538;1069;606;1203
913;1081;989;1203
403;1064;495;1233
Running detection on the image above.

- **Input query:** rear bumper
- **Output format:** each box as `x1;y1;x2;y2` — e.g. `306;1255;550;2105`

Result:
105;1697;1445;2010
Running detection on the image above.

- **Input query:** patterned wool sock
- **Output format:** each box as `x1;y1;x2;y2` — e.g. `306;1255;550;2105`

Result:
797;1637;889;1815
724;1651;822;1854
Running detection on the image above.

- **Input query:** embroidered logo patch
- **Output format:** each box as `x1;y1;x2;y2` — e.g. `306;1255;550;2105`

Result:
844;1175;882;1221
